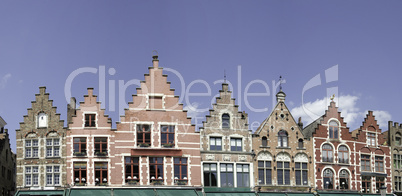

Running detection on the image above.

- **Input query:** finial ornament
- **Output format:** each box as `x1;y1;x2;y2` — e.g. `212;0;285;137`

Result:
279;76;283;90
330;94;335;101
224;69;226;83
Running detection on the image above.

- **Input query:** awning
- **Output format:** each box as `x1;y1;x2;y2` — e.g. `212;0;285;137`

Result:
206;193;256;196
156;189;200;196
68;189;111;196
360;172;388;177
318;193;361;196
113;188;156;196
15;190;64;196
258;193;285;196
286;193;314;196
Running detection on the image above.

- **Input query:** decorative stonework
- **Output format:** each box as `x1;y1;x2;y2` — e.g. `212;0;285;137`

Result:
276;152;290;162
223;155;231;161
294;153;308;162
238;155;247;162
257;152;272;161
205;154;215;161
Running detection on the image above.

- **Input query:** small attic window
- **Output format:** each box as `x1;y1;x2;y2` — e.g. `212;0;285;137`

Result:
222;114;230;129
38;113;48;128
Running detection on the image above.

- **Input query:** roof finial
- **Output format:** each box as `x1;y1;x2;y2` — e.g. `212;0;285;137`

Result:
224;69;226;83
330;94;335;101
279;76;283;91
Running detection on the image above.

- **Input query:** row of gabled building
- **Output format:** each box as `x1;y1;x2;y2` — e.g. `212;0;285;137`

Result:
9;54;402;196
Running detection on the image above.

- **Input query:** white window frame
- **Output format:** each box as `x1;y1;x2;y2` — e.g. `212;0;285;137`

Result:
37;112;48;128
46;165;61;186
25;166;39;187
25;139;39;158
46;138;60;157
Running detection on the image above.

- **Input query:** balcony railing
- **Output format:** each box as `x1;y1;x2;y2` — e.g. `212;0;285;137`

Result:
322;157;334;163
338;158;349;164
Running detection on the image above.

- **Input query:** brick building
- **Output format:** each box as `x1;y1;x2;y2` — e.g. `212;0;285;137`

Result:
200;83;253;189
0;116;16;196
387;121;402;195
16;87;67;191
303;101;391;194
66;54;201;187
252;90;314;192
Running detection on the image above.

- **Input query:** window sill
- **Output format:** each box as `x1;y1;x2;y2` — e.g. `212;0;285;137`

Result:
259;146;270;149
276;147;291;149
46;156;61;159
24;157;39;159
296;147;306;150
83;127;97;129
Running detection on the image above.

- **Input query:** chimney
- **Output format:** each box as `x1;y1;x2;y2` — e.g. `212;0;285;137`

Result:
152;51;159;68
67;97;76;125
298;117;304;130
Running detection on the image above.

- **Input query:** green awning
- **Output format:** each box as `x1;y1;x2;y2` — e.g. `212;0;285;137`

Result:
319;193;360;196
68;189;111;196
114;189;156;196
16;190;64;196
258;193;285;196
206;193;256;196
286;194;314;196
157;189;199;196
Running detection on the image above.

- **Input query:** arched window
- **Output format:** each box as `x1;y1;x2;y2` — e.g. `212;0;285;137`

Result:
323;169;334;189
262;137;267;147
278;130;288;147
322;144;333;162
339;170;349;190
338;145;349;164
298;139;304;149
38;112;47;128
329;121;339;139
222;114;230;129
396;133;401;146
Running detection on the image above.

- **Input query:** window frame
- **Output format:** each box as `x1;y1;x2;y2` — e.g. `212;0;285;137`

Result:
236;164;249;187
84;114;96;127
94;162;108;185
137;124;151;147
258;160;272;185
323;169;334;189
203;163;217;187
328;120;339;139
74;162;87;184
161;125;175;147
278;130;288;147
322;144;333;163
37;112;48;128
94;137;108;155
262;136;268;147
25;139;39;158
230;138;242;151
174;157;188;183
339;169;349;190
362;176;371;193
220;163;234;187
222;114;230;129
375;156;384;172
73;137;87;155
368;132;376;146
46;138;60;158
149;157;164;183
361;154;371;171
277;161;290;185
295;162;308;186
338;145;349;164
46;165;60;186
25;166;39;187
210;137;222;151
125;157;140;184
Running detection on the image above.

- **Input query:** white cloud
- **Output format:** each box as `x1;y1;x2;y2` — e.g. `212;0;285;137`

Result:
372;110;392;130
0;73;11;89
184;102;207;128
290;95;391;129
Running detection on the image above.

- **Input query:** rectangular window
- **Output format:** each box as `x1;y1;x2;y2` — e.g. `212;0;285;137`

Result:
258;161;272;185
95;162;108;185
236;164;249;187
94;137;108;155
125;157;139;184
25;166;39;186
46;165;60;186
367;133;376;146
203;163;217;187
375;177;385;193
375;156;384;172
161;125;175;147
174;157;188;185
74;162;87;185
362;176;371;193
361;155;371;171
210;137;222;151
277;161;290;185
220;164;234;187
85;114;96;127
46;138;60;157
230;138;242;151
149;157;163;184
295;162;308;185
25;140;39;158
73;137;86;156
137;124;151;147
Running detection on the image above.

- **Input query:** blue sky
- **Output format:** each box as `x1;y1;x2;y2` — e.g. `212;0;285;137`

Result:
1;0;402;151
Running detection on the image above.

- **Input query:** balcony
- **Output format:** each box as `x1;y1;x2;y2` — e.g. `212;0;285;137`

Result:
322;157;333;163
94;151;108;157
338;158;349;164
174;177;188;185
73;151;87;157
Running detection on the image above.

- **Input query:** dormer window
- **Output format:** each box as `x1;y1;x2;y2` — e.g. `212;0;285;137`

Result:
278;130;288;147
222;114;230;129
262;137;268;147
328;121;339;139
38;113;47;128
367;132;376;146
85;114;96;127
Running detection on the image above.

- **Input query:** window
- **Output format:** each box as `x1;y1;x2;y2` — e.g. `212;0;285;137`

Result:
95;162;108;185
361;155;371;171
94;137;108;155
328;121;339;139
362;176;371;193
25;139;39;158
149;157;163;183
174;158;188;183
38;113;47;128
210;137;222;151
395;176;402;192
338;145;349;164
375;156;384;172
262;137;268;147
339;170;349;189
368;133;376;146
322;144;333;162
323;169;334;189
230;138;242;151
298;138;304;149
137;124;151;147
220;164;234;187
74;162;87;184
295;162;308;185
46;138;60;157
277;161;290;185
258;161;271;185
278;130;288;147
73;138;87;155
161;125;175;147
25;166;39;186
84;114;96;127
237;164;249;187
376;177;385;193
203;163;217;187
396;133;401;146
222;114;230;128
394;154;402;169
46;166;60;186
125;157;139;184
